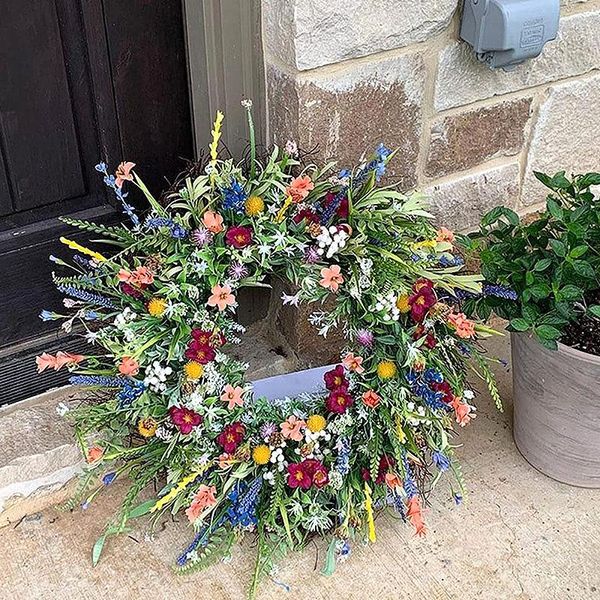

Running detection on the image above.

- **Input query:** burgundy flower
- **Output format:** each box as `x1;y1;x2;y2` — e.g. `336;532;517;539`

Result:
184;341;216;364
217;422;246;453
326;389;354;414
431;380;454;404
362;455;396;484
225;226;253;249
191;329;213;346
413;325;437;349
408;278;437;322
293;208;320;224
287;462;313;490
169;406;202;435
323;365;348;392
120;282;144;299
323;191;349;220
311;463;329;488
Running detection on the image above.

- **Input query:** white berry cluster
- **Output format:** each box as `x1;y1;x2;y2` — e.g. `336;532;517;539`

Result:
374;291;401;322
297;428;332;460
316;225;349;259
114;307;137;328
406;401;429;425
144;361;173;393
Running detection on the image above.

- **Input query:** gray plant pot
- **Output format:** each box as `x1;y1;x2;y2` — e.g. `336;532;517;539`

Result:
512;332;600;488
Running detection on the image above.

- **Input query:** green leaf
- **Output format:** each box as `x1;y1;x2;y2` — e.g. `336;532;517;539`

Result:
569;245;588;259
577;172;600;188
572;260;595;279
537;335;558;351
589;305;600;318
556;285;582;302
321;539;337;576
92;534;106;567
534;258;552;272
549;239;566;257
535;324;561;340
127;499;156;520
546;198;563;219
510;318;530;332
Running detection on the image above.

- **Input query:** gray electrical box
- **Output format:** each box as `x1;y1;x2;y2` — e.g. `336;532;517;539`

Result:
460;0;560;71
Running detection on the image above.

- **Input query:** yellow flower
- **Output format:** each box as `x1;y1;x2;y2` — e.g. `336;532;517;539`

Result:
245;196;265;216
377;360;397;380
396;294;410;313
59;237;106;262
148;298;166;317
184;361;204;380
252;445;271;465
306;414;326;433
138;417;157;438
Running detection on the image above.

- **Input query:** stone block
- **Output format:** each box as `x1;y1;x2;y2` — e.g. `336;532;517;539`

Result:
268;52;426;190
263;0;458;70
435;10;600;111
426;98;533;179
426;163;521;231
522;74;600;205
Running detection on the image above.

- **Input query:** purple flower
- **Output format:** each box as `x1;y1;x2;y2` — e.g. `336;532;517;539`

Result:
190;227;213;247
355;328;374;348
259;422;278;440
432;450;450;472
304;246;320;264
228;261;249;281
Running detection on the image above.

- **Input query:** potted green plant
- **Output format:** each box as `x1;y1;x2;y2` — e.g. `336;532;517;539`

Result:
461;171;600;488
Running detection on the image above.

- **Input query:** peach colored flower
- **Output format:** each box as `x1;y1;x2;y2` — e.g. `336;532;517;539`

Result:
207;284;236;312
436;227;455;244
118;356;139;376
362;389;381;409
385;471;401;490
115;161;135;187
451;397;474;427
280;415;306;442
342;352;364;374
202;210;224;233
36;351;85;373
319;264;344;292
218;453;236;469
286;175;314;203
220;384;244;410
185;484;218;522
117;266;154;286
87;446;104;463
447;312;476;339
407;496;426;537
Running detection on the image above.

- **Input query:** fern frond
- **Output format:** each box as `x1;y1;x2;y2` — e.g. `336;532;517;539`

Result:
60;217;135;245
175;528;235;576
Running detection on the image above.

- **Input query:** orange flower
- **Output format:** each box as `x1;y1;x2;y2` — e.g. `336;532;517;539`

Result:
447;312;476;339
436;227;455;243
115;161;135;187
407;496;426;537
342;352;364;374
87;446;104;463
220;384;244;410
207;284;236;312
362;389;381;409
286;175;314;203
185;484;218;522
280;415;306;442
118;356;139;376
451;397;474;427
36;351;85;373
202;210;224;233
385;471;401;490
319;264;344;292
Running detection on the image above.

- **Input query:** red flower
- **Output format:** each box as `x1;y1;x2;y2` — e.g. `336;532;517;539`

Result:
216;422;246;453
293;208;320;224
323;365;348;392
413;325;437;349
311;463;329;488
120;282;144;299
225;226;253;249
431;381;454;404
323;191;349;220
287;462;313;490
408;278;437;322
169;406;202;435
185;341;216;364
326;389;354;414
191;329;213;346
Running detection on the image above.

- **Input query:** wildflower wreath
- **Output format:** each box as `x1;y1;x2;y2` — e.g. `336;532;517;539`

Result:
38;107;501;597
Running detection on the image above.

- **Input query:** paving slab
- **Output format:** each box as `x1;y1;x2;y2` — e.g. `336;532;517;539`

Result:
1;334;599;600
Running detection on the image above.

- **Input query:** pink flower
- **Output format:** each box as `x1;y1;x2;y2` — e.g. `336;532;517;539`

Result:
36;351;85;373
117;266;154;286
319;264;344;292
207;284;236;312
202;210;224;233
185;484;218;522
118;356;139;376
436;227;455;244
115;161;135;188
447;312;476;339
220;384;244;410
280;415;306;441
286;175;314;203
342;352;364;374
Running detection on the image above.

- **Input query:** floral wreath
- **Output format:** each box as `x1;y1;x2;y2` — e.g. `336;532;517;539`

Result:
38;105;502;598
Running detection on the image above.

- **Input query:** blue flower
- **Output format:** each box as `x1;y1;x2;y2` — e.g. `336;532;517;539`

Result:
432;450;451;472
39;310;58;321
102;472;117;486
338;168;351;179
222;181;247;213
454;493;463;505
375;142;392;161
402;454;418;499
85;311;100;320
170;224;188;239
69;375;126;387
94;162;107;173
117;380;146;407
57;285;116;309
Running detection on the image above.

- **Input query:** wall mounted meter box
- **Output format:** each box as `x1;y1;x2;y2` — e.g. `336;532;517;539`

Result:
460;0;560;71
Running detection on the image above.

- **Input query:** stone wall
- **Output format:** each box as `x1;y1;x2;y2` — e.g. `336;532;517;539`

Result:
261;0;600;362
263;0;600;229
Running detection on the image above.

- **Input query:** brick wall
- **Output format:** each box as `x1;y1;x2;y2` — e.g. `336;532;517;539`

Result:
263;0;600;231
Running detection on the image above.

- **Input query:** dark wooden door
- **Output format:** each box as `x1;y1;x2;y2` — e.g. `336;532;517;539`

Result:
0;0;193;404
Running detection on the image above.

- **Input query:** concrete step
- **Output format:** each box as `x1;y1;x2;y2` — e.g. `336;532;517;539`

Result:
0;323;296;527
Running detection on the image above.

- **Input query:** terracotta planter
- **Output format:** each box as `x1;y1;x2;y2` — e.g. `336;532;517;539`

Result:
512;332;600;487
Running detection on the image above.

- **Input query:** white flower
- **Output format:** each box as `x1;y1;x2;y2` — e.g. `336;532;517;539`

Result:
281;291;301;307
56;402;70;417
285;139;298;156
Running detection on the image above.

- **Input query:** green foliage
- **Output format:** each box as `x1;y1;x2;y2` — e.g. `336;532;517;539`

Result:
465;171;600;349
